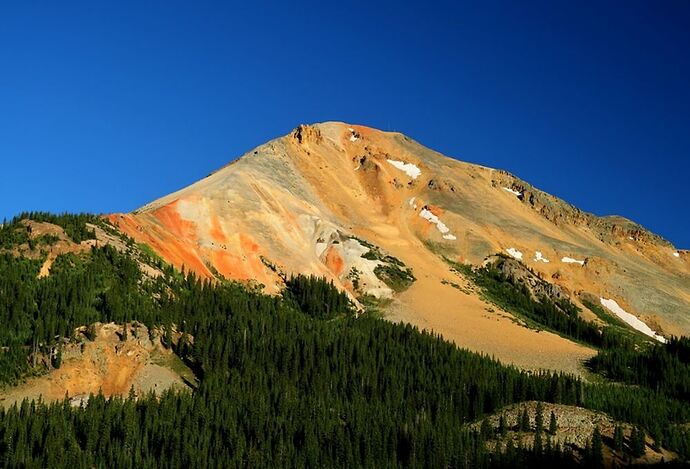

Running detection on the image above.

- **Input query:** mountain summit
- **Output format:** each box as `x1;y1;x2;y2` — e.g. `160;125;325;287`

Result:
109;122;689;374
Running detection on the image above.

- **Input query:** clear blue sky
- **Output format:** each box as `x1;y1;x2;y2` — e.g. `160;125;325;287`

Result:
1;1;688;247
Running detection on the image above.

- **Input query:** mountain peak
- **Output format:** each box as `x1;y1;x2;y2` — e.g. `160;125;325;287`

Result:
108;124;690;373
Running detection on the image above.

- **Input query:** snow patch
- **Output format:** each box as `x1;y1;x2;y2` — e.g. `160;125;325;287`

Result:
419;208;456;241
502;187;522;197
600;298;667;343
387;159;421;179
506;248;523;260
534;251;550;263
419;208;449;234
673;252;680;258
561;257;585;266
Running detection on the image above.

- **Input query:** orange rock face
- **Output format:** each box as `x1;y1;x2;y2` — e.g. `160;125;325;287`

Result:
108;212;213;277
324;245;345;277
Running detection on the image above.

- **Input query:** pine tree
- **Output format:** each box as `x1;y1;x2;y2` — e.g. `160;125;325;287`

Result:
613;425;624;452
520;408;530;432
591;426;603;468
498;414;507;437
52;345;62;369
544;435;552;456
534;427;543;454
535;402;544;433
505;437;515;461
549;411;558;436
164;323;173;349
631;426;646;457
480;418;493;440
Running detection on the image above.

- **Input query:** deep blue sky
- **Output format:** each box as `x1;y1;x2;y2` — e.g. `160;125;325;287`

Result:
1;1;688;247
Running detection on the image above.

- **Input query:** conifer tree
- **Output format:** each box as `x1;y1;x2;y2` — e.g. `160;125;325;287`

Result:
631;426;646;457
549;411;558;436
613;425;624;452
591;426;603;468
520;408;530;432
535;402;544;433
480;418;493;440
534;426;543;454
52;345;62;369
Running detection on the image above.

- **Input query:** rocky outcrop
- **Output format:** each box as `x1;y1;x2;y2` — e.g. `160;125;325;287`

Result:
427;178;456;192
292;124;323;145
1;322;194;407
483;255;569;302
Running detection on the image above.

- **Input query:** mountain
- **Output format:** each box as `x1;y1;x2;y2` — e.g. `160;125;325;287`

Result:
109;122;689;375
1;128;690;467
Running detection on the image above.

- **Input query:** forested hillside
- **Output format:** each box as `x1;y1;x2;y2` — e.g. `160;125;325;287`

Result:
0;214;689;467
